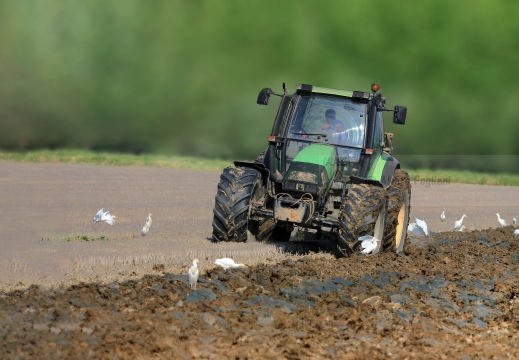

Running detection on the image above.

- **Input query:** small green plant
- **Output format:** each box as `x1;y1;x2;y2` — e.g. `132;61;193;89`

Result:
62;234;108;242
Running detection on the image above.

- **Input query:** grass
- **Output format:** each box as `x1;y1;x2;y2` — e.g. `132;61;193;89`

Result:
1;149;519;186
0;149;233;171
407;169;519;186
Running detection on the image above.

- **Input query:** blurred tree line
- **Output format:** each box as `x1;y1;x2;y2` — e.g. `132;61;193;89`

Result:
1;0;518;172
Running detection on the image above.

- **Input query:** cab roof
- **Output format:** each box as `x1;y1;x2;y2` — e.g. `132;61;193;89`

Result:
296;83;371;101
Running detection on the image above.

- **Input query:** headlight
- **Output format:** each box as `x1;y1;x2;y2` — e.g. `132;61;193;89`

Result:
282;162;329;196
337;148;361;163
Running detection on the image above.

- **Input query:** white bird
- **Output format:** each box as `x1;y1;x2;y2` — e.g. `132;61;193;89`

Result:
141;213;153;236
458;225;466;232
440;208;446;222
453;214;467;231
415;218;429;236
188;259;200;290
514;229;519;236
93;208;116;225
513;218;517;228
357;235;380;254
407;222;425;236
214;258;246;271
496;213;507;227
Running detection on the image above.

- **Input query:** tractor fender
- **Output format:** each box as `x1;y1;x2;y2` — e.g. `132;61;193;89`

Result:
233;161;271;186
350;152;400;189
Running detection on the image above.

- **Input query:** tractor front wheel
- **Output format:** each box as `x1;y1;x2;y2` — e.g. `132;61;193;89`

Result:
212;166;261;242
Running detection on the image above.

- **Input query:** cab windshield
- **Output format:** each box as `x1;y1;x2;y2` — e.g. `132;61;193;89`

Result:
287;95;366;148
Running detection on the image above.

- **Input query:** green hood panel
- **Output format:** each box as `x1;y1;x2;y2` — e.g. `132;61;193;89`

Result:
292;144;336;181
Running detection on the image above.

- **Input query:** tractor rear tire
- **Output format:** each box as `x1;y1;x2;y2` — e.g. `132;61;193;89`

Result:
212;166;261;242
337;184;387;256
383;169;411;253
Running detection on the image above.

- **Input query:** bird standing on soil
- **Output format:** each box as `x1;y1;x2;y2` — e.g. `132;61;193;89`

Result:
458;226;466;232
93;208;116;225
415;218;429;236
141;213;153;236
513;218;517;228
358;235;380;254
453;214;467;231
496;213;507;227
188;259;200;290
440;208;446;222
514;229;519;236
407;222;424;236
214;258;246;271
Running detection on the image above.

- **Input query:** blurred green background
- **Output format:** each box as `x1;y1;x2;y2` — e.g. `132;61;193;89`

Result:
1;0;518;172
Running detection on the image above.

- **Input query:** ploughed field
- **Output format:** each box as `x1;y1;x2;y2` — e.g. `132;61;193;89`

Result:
1;162;519;359
1;228;519;359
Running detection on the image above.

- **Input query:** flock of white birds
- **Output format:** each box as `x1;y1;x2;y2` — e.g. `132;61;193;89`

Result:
92;208;249;291
93;207;517;289
92;208;153;236
358;209;519;254
407;208;519;237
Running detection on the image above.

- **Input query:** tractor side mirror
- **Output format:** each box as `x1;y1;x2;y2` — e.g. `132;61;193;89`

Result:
393;105;407;125
257;88;272;105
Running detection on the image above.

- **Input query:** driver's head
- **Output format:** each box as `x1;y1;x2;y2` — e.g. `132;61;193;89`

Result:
325;109;336;123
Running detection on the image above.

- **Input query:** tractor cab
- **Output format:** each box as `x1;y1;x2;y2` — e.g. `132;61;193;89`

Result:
281;86;370;189
258;83;406;198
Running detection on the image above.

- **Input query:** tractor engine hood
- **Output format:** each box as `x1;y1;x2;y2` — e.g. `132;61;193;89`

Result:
282;144;337;196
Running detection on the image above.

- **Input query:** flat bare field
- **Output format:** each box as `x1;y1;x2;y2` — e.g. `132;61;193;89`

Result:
0;162;292;290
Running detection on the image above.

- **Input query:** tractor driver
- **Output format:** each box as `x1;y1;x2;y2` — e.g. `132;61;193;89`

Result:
321;109;345;141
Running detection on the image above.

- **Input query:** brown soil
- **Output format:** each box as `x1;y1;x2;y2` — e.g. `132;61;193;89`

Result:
1;228;519;359
1;162;519;359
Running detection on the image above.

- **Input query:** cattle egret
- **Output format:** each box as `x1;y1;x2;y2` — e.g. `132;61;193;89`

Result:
408;222;425;236
440;208;446;222
357;235;380;255
453;215;467;231
214;258;246;271
141;213;153;236
513;218;517;228
514;229;519;236
496;213;507;227
188;259;200;290
93;208;116;225
415;218;429;236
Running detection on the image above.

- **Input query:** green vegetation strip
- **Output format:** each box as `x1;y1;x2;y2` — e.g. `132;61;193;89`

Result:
1;150;518;186
407;169;519;187
0;149;232;171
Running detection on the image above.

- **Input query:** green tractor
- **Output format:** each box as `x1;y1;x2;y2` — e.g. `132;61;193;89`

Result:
212;82;410;256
